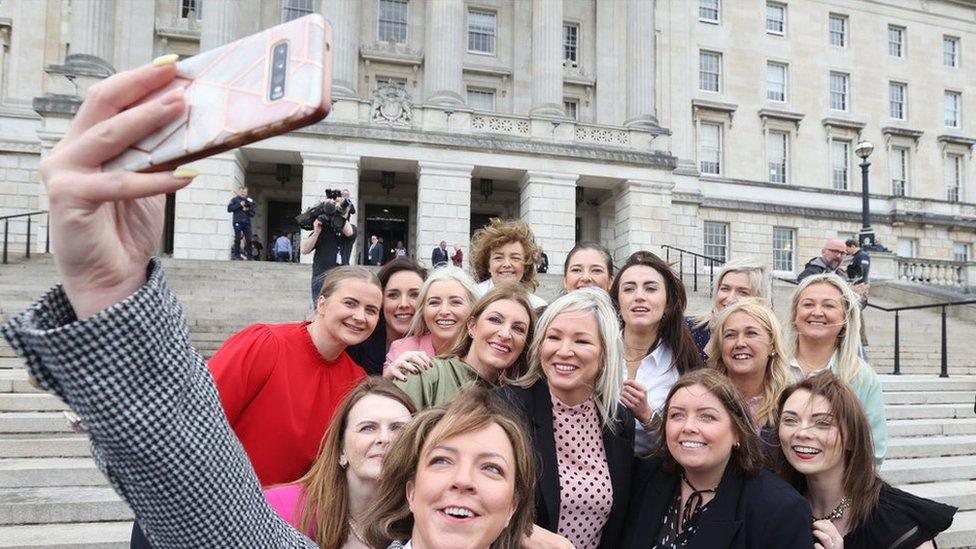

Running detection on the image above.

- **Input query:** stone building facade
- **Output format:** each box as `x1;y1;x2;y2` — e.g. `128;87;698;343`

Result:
0;0;974;280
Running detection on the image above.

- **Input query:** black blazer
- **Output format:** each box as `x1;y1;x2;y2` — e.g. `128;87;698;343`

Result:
622;457;813;549
496;380;635;549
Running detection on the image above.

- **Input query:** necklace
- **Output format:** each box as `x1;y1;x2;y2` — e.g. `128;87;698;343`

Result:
796;354;831;374
681;474;718;525
812;496;850;522
348;519;367;545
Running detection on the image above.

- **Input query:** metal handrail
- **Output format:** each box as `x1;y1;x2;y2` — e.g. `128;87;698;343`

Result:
1;210;49;264
660;244;726;295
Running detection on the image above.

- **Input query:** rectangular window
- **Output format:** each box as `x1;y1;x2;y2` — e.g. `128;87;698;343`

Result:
888;25;905;58
563;24;579;66
766;2;786;35
467;9;496;54
889;82;906;120
375;76;407;91
829;72;849;111
946;153;964;202
954;242;970;262
181;0;201;19
699;122;722;175
767;131;788;183
564;99;579;121
890;147;908;197
829;14;847;47
831;139;850;190
466;88;496;111
897;238;916;258
703;222;729;263
944;36;960;68
378;0;408;43
282;0;314;22
699;0;720;23
773;227;796;271
766;62;787;102
699;51;721;92
945;91;961;128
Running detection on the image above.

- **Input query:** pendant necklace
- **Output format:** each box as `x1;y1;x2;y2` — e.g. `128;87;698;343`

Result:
812;496;851;522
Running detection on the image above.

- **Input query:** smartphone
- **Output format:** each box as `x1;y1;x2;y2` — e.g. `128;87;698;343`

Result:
102;13;332;173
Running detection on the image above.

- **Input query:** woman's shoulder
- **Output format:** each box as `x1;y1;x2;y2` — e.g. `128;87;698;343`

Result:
848;484;957;548
744;469;807;504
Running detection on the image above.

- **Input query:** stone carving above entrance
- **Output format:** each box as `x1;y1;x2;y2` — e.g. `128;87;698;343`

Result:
370;83;413;127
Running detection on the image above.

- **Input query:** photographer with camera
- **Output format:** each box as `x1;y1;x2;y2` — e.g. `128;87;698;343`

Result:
227;186;255;261
299;189;357;301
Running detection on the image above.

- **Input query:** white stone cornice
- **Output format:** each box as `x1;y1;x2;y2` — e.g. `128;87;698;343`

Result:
0;138;41;154
519;171;579;188
300;152;360;169
416;161;474;178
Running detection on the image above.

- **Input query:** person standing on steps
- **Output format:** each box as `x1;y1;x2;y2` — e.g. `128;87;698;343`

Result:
431;240;449;267
227;186;255;261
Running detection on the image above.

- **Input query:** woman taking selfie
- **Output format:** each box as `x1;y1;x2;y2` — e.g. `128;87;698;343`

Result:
384;265;477;381
707;299;791;444
688;258;770;358
563;241;614;293
395;285;536;410
469;218;548;308
363;387;537;549
500;287;633;549
611;251;704;454
347;258;427;375
622;370;811;549
778;373;956;549
788;273;887;465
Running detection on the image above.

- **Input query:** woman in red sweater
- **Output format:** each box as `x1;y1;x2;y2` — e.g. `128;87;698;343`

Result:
208;266;383;486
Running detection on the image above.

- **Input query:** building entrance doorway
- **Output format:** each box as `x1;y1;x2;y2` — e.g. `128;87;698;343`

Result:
470;213;500;239
267;200;302;261
363;204;409;264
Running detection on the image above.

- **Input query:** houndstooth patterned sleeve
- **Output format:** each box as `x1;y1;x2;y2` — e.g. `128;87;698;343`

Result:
0;258;316;549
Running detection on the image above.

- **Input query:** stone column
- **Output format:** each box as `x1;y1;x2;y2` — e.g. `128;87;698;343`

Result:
201;0;244;51
174;150;247;260
519;171;577;274
530;0;563;117
625;0;658;128
613;179;673;264
68;0;116;75
116;0;156;71
301;152;361;265
322;0;360;98
424;0;464;106
416;162;473;268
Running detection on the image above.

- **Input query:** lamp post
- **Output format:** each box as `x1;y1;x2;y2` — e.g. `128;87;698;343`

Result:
854;140;886;251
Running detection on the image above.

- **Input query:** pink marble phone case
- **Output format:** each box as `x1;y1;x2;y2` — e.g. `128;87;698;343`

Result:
103;14;332;173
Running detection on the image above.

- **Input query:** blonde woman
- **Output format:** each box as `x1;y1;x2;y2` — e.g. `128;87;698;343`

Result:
787;272;887;466
469;218;547;308
688;258;771;358
706;299;791;450
383;265;478;380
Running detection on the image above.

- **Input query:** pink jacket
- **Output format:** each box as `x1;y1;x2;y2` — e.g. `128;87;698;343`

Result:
384;334;437;374
263;484;307;532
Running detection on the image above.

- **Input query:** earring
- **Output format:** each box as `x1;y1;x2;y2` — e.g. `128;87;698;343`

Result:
339;454;348;469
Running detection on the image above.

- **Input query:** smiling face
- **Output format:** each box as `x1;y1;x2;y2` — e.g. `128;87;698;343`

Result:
406;423;517;549
423;279;473;347
464;299;530;381
720;310;773;381
540;310;603;406
617;265;667;331
488;241;526;285
564;248;611;292
315;278;382;348
384;271;424;339
343;394;412;483
715;271;756;312
665;384;738;480
794;283;845;344
778;389;845;478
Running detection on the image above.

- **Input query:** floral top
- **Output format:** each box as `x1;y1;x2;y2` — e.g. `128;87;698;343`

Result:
653;490;712;549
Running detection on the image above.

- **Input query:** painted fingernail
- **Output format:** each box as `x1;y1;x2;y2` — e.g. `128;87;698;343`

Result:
153;53;179;67
160;87;185;105
173;167;199;179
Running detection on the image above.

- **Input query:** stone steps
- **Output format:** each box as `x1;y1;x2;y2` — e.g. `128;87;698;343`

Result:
0;521;131;549
0;435;90;459
939;510;976;549
881;455;976;485
0;458;105;488
887;434;976;459
0;486;131;526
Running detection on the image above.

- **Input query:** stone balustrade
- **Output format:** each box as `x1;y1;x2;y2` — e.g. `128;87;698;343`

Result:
897;256;975;288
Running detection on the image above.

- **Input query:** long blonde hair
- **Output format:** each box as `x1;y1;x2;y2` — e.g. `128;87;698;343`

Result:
406;265;478;337
693;258;771;329
706;299;791;426
513;287;624;429
788;273;865;384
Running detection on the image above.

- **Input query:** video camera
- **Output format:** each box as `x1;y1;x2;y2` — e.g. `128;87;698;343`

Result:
296;188;356;233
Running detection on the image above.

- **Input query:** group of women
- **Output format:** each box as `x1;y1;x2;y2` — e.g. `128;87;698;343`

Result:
5;58;957;549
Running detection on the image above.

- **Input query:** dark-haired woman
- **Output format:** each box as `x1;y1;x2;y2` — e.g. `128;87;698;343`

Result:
622;370;812;549
347;257;427;375
611;251;704;454
563;241;614;293
778;372;956;549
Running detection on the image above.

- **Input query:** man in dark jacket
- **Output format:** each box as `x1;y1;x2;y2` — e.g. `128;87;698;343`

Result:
797;238;846;282
367;235;383;265
845;238;870;283
227;187;255;261
431;240;449;267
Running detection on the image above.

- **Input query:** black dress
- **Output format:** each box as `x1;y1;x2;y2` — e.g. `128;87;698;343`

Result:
346;328;386;376
844;484;956;549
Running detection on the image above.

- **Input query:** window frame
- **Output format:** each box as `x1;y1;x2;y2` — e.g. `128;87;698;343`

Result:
467;8;497;55
466;87;497;111
772;227;796;272
703;221;729;263
829;71;849;112
767;130;788;184
896;238;917;258
281;0;315;23
953;242;970;262
377;0;409;44
562;23;579;67
699;0;720;24
889;81;907;121
563;98;579;121
945;91;962;128
830;138;851;191
944;36;960;68
699;122;723;176
766;61;787;102
828;13;848;47
888;24;906;58
946;153;964;202
180;0;202;19
890;146;909;197
766;2;786;36
699;50;722;93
